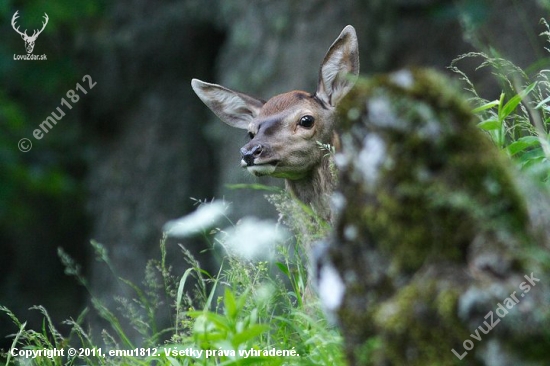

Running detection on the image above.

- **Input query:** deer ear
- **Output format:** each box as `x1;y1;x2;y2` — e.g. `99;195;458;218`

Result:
315;25;360;107
191;79;265;129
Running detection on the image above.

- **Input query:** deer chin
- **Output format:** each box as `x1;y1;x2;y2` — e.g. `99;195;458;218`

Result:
246;164;277;177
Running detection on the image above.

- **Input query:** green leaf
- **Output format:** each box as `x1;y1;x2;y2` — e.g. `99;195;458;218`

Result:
175;267;195;333
202;312;232;332
523;156;547;170
499;94;523;120
275;262;290;277
226;184;282;192
472;100;499;113
519;147;547;168
507;136;540;156
521;81;538;96
91;298;134;349
5;321;26;366
499;82;537;120
224;288;238;319
236;289;250;314
477;119;501;131
233;324;270;346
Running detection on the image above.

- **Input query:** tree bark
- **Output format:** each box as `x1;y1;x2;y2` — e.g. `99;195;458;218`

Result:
320;69;550;365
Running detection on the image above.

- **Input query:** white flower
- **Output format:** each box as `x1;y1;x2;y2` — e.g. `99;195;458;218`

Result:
318;263;345;312
164;201;228;237
220;217;288;260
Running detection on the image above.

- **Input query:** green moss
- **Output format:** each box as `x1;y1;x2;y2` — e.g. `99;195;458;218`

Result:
371;279;471;366
331;69;550;364
337;69;531;273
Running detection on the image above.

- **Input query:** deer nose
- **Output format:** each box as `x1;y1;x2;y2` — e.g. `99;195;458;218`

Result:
241;144;263;166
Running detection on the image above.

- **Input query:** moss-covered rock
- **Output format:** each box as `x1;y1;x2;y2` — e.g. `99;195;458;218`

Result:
319;69;550;365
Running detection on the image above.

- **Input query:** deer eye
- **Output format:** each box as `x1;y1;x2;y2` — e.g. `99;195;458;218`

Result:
299;115;315;128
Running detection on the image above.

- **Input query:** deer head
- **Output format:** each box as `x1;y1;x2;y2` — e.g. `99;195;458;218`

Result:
11;11;49;54
191;25;359;219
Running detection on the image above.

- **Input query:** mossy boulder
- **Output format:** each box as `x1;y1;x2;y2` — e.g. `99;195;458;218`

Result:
318;69;550;365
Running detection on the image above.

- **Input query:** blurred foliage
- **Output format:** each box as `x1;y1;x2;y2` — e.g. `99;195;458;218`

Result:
450;31;550;184
0;0;107;345
1;199;345;365
0;0;105;239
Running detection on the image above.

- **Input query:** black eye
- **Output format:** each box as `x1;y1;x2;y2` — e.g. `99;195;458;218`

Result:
248;132;255;139
299;115;315;128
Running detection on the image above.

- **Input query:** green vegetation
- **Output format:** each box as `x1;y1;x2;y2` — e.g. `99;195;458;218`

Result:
449;20;550;185
0;1;106;337
1;194;345;366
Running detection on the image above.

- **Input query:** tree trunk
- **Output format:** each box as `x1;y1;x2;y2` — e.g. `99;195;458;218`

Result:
319;69;550;365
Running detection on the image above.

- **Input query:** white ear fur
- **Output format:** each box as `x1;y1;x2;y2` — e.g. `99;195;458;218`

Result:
191;79;265;129
316;25;360;107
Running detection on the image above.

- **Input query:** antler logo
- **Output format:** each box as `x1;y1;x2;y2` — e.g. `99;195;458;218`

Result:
11;11;49;54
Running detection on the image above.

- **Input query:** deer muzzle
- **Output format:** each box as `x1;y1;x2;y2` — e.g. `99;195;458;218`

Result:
240;143;278;176
241;144;263;167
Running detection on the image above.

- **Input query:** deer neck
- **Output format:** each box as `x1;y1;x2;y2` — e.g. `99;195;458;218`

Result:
284;156;335;222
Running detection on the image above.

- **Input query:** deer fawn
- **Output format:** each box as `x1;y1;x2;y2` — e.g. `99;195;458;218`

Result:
192;25;359;222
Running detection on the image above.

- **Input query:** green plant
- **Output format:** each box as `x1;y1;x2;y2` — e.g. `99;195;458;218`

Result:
1;195;345;366
449;20;550;184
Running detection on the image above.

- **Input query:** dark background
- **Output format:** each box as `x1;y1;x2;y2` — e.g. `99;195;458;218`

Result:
1;0;548;347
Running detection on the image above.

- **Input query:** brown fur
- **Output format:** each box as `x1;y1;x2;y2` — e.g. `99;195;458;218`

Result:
260;91;318;117
191;25;359;224
285;155;335;222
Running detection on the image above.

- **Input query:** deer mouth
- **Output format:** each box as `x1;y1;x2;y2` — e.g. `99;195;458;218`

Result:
241;160;279;176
